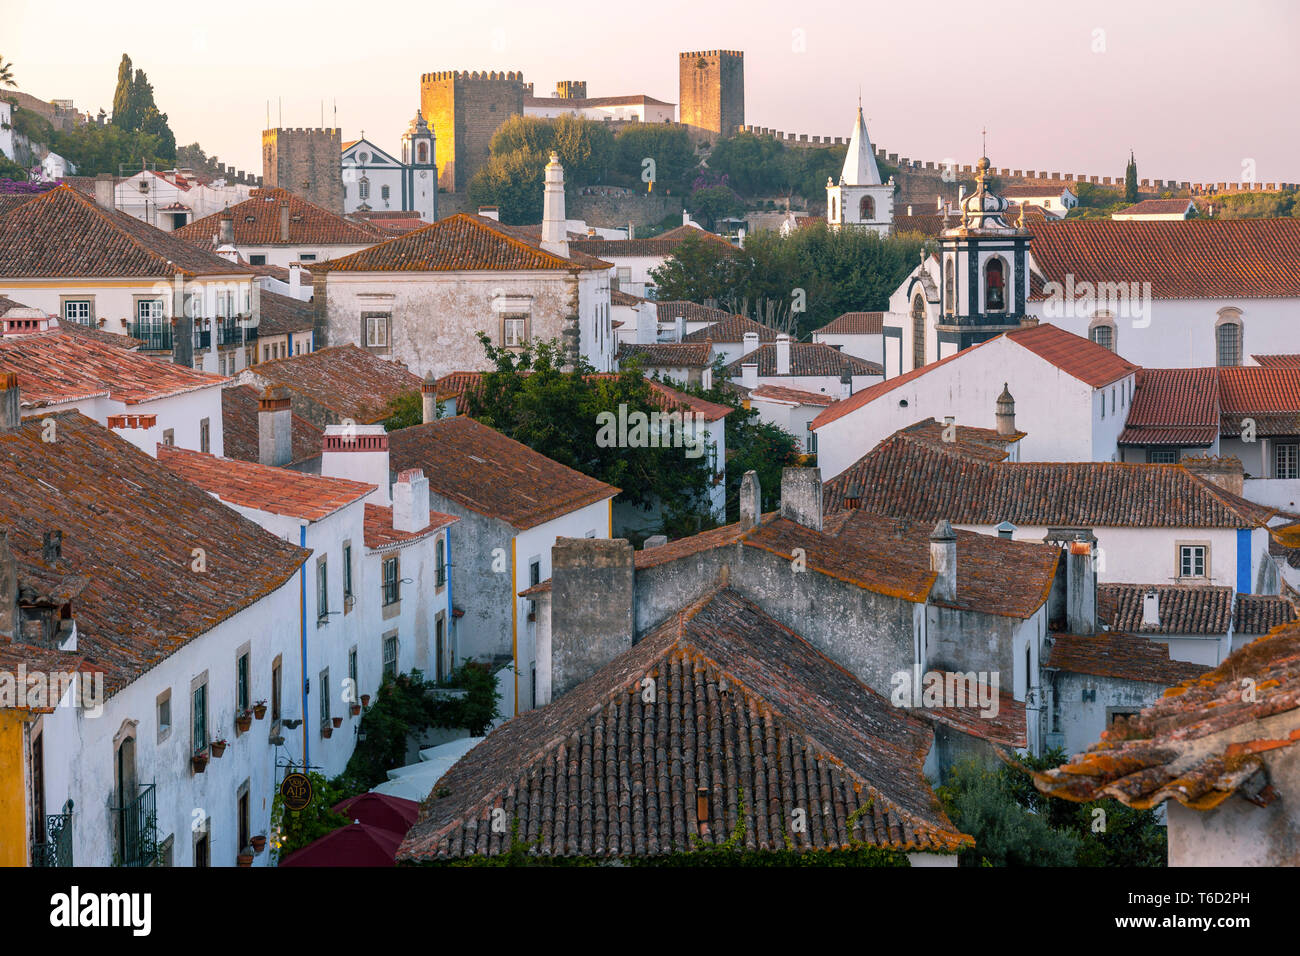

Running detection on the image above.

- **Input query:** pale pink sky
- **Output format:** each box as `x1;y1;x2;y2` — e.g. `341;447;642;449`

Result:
7;0;1298;184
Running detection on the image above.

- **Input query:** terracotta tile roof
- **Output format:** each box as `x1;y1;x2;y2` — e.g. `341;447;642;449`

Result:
0;185;251;278
886;418;1022;462
921;687;1027;749
1027;217;1300;300
1098;583;1233;635
609;289;644;306
317;213;610;273
1218;366;1300;414
1047;631;1210;684
822;509;1059;618
221;384;322;466
617;342;713;368
725;342;882;378
680;313;779;344
1118;367;1220;446
822;429;1277;528
388;416;619;531
434;370;732;422
1113;198;1195;216
569;224;733;259
524;93;675;109
1253;354;1300;368
633;519;755;572
0;192;45;217
246;345;422;424
257;289;315;337
363;502;458;550
175;187;386;247
1234;594;1297;635
55;321;144;350
158;444;375;522
0;412;308;697
1032;619;1300;810
811;324;1132;430
396;588;969;860
654;301;738;325
0;330;227;407
749;384;838;407
815;312;885;336
892;213;946;238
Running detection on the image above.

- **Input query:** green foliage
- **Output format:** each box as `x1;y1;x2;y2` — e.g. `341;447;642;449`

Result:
468;148;548;224
9;105;52;145
0;155;26;179
645;230;745;303
613;123;697;193
1211;189;1299;219
382;389;434;431
1125;151;1139;204
269;770;351;862
107;53;175;163
0;58;15;89
937;751;1166;867
687;183;744;229
48;123;171;176
460;334;716;536
707;133;850;203
112;55;135;129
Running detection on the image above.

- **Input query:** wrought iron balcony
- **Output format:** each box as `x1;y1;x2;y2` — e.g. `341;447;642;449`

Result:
129;324;173;351
30;800;73;867
111;782;158;867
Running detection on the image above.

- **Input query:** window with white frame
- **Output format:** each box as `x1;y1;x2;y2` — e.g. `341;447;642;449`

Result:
1277;443;1298;480
1216;322;1242;367
382;635;398;681
319;668;330;728
1090;324;1114;351
1179;544;1207;579
502;314;528;348
362;312;390;349
805;420;818;455
63;300;92;326
1148;448;1177;464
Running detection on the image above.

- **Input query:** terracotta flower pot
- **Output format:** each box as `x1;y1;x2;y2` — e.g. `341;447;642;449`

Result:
322;726;333;739
250;835;267;853
236;713;252;733
350;704;361;717
361;695;371;707
192;752;209;773
253;703;267;720
237;852;254;867
332;716;343;728
210;740;227;758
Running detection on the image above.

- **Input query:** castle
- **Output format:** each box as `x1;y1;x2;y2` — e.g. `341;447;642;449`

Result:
261;127;344;214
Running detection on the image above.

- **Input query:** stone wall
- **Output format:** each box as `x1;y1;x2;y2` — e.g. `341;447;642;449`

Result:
679;50;744;140
420;70;526;193
567;191;683;229
261;127;343;213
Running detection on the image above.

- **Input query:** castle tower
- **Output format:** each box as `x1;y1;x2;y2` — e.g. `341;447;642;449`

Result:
679;50;744;140
419;70;527;193
826;105;894;235
401;110;438;222
261;127;344;213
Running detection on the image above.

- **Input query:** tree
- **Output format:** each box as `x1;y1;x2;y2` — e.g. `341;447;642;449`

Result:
707;132;787;196
49;123;169;176
551;113;614;185
614;123;697;193
111;55;136;130
648;231;746;304
468;148;549;224
1125;150;1138;203
109;55;175;163
0;58;16;89
687;182;743;230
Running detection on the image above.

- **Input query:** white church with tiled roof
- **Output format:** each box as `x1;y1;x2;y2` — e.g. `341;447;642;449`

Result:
826;105;895;235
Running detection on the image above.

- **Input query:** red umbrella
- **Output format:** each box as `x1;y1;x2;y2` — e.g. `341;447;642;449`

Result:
331;792;420;836
278;823;403;867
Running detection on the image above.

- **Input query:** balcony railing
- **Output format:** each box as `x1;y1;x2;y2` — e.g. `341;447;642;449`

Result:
30;800;73;867
111;782;158;867
129;324;173;351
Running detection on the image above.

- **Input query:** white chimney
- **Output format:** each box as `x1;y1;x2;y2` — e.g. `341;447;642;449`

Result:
907;205;913;216
636;304;657;344
421;372;439;423
742;331;759;356
289;262;302;298
1142;590;1160;628
775;334;791;376
540;152;568;257
929;520;957;603
257;386;293;467
741;361;758;390
674;315;685;342
682;210;691;226
320;423;391;505
392;468;431;533
478;206;500;222
94;173;114;210
936;195;943;211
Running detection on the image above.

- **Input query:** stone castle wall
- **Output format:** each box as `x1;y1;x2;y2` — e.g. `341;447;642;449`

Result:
420;70;526;193
679;50;744;141
261;127;343;213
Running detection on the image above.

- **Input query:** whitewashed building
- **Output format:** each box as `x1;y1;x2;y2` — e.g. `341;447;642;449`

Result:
341;112;437;223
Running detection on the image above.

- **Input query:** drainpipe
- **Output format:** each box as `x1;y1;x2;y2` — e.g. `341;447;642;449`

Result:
300;522;309;766
446;535;455;668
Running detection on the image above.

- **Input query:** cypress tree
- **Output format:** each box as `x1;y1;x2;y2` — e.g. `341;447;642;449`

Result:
111;55;135;129
1124;150;1138;203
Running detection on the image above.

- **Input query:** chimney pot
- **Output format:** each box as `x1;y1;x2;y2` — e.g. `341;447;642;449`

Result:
421;372;439;423
775;334;791;376
929;519;957;603
843;483;861;510
995;383;1017;436
279;200;291;242
780;467;822;532
257;385;293;466
94;173;114;210
1;372;20;430
1141;590;1160;628
1065;535;1098;633
393;468;431;533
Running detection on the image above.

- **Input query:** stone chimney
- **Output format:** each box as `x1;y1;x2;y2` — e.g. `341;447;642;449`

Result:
741;360;758;390
257;386;293;466
94;173;114;210
289;262;302;298
279;201;291;243
842;483;861;510
421;373;439;423
0;373;19;430
550;538;634;699
1142;590;1160;629
780;467;822;532
995;383;1016;436
392;468;431;533
540;152;568;258
1182;456;1245;498
320;423;391;505
775;334;791;375
1066;536;1098;634
218;206;235;245
0;530;16;642
742;331;759;356
739;470;761;531
840;362;853;399
929;520;957;603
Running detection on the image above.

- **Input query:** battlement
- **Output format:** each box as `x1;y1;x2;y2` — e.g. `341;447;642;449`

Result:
262;127;342;136
681;50;744;59
420;70;526;83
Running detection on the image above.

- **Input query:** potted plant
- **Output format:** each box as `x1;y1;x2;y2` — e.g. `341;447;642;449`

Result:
253;700;268;720
235;709;252;733
191;750;209;773
237;848;254;867
349;702;361;716
209;738;228;758
331;716;343;728
321;725;333;739
250;834;267;853
360;694;371;707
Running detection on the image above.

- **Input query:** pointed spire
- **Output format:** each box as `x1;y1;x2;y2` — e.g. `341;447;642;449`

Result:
840;104;882;187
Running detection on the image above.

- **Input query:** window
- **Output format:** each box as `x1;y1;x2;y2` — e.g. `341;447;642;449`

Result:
943;258;955;316
298;254;317;262
859;195;875;221
156;690;171;743
358;177;370;200
1277;443;1299;480
319;668;330;728
984;257;1006;312
236;650;250;713
249;255;266;266
616;266;632;290
382;635;398;681
237;786;250;854
62;299;92;326
1111;388;1115;415
192;681;208;754
502;314;528;348
163;429;175;446
342;542;354;600
910;295;925;370
348;647;358;702
435;538;446;588
381;185;390;201
1216;322;1242;367
193;831;210;868
316;557;329;621
1179;544;1207;579
435;616;446;682
1148;448;1177;464
362;312;390;349
382;556;399;606
805;420;818;455
831;196;837;221
1089;324;1114;351
271;657;282;724
137;298;165;322
200;417;210;454
417;142;429;165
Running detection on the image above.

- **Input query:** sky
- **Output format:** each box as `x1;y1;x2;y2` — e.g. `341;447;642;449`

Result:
6;0;1298;184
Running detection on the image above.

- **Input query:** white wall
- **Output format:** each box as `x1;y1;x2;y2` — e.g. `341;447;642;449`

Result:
812;332;884;366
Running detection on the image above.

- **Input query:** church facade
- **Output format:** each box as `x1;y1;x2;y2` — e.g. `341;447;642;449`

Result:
826;106;895;235
341;111;438;221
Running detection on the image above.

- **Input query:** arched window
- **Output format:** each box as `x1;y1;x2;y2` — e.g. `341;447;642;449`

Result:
859;196;875;221
1089;315;1116;352
417;142;429;165
911;294;926;369
984;257;1006;312
1216;321;1242;366
831;196;838;221
944;257;955;315
358;177;370;200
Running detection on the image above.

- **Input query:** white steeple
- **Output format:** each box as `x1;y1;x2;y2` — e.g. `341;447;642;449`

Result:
840;104;882;187
540;151;568;257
